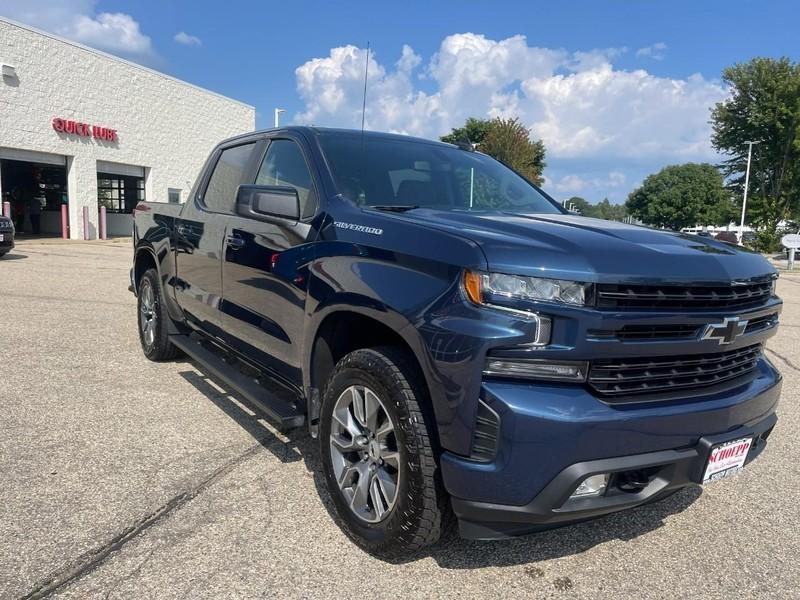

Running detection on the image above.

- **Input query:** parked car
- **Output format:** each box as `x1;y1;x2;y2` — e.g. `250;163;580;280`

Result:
715;231;739;244
0;215;15;256
131;127;782;557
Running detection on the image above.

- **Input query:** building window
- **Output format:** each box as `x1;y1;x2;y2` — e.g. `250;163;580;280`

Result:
97;173;145;213
168;188;181;204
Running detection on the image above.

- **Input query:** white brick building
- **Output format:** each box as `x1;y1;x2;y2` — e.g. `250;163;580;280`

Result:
0;17;255;238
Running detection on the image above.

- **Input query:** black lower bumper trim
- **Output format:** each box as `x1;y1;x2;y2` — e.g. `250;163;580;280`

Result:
452;412;777;539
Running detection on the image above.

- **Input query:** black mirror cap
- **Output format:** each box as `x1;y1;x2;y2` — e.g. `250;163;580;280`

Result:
236;184;300;222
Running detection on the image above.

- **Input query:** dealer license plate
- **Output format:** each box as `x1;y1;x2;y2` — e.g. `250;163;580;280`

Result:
703;437;752;483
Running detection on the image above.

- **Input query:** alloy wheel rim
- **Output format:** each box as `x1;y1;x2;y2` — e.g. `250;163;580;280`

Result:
139;281;156;347
329;385;401;523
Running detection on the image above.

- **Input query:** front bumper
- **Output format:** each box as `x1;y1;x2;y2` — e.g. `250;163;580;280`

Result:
442;358;781;539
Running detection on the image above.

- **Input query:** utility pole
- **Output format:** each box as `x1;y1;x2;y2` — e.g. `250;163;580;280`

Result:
274;108;286;128
738;140;759;244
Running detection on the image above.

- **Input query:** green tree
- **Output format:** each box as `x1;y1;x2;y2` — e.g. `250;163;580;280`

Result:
626;163;734;230
711;57;800;251
561;196;628;220
565;196;595;216
442;117;547;185
595;198;628;221
440;117;492;146
481;118;546;185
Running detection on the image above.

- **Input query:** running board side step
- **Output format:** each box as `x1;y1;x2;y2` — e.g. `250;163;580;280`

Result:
170;334;305;430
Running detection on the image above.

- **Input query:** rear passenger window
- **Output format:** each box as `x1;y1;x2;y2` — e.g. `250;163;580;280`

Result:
203;143;255;213
256;139;317;219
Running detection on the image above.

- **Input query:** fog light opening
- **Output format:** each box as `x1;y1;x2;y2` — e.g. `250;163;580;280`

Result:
569;474;609;499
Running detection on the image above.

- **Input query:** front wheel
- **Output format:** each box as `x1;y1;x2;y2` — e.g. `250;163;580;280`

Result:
319;346;449;557
137;268;179;361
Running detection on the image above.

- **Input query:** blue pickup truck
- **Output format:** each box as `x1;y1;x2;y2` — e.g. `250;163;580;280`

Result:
132;127;782;557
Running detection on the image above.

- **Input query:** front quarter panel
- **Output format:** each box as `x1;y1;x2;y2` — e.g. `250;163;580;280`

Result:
304;206;542;455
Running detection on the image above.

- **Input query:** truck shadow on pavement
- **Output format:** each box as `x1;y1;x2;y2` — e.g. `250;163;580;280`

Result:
178;370;305;464
1;253;28;260
179;366;702;569
421;486;701;569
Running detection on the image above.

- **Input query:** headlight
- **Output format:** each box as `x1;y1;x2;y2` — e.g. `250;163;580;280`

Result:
464;271;592;307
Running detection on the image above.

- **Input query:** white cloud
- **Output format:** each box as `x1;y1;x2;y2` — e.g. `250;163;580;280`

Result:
295;45;443;135
549;174;587;194
69;12;152;55
294;33;727;202
2;0;155;61
549;171;627;195
636;42;668;61
523;67;724;160
174;31;202;47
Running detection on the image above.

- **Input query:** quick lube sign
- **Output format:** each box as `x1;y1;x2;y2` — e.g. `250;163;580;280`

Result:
52;117;118;142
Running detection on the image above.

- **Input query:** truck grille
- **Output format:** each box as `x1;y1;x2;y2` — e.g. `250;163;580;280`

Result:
588;344;762;400
744;313;779;334
610;324;700;340
589;312;779;342
596;280;773;311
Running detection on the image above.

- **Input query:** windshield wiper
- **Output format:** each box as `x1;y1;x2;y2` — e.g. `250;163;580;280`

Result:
368;205;420;213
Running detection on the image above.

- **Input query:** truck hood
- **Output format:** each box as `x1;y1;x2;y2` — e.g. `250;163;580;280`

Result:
392;210;775;284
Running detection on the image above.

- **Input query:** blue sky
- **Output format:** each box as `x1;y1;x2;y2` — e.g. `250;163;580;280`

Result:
4;0;799;203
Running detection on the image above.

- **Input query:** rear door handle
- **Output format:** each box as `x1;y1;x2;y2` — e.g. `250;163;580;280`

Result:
226;234;245;250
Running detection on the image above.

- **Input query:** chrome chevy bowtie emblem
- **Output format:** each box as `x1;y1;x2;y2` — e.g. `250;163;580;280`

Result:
702;317;748;345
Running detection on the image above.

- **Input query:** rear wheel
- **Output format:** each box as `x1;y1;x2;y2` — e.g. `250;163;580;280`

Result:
137;268;179;361
320;346;449;557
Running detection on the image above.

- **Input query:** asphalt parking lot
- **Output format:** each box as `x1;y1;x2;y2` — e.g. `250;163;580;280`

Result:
1;239;799;599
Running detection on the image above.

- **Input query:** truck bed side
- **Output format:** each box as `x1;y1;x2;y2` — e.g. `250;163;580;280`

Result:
132;201;185;322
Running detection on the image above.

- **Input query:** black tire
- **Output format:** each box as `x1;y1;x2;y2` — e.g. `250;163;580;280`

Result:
137;268;179;361
319;346;449;558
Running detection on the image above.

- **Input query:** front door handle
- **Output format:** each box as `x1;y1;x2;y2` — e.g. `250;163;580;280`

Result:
226;234;245;250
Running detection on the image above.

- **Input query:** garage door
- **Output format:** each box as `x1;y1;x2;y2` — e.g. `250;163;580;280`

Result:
0;147;66;166
96;160;145;178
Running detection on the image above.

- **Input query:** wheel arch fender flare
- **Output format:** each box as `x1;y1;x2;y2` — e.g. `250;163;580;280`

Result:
133;244;159;293
302;298;445;431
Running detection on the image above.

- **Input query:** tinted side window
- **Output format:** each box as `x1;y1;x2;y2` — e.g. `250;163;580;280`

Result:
203;143;255;213
256;139;317;219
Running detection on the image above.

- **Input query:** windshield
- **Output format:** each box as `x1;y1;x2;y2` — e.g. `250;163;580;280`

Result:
318;133;563;214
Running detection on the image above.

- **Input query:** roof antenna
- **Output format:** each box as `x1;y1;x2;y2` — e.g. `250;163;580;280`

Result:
355;42;370;207
361;42;370;133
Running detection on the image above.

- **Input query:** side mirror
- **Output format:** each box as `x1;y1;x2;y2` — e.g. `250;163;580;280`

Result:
236;185;300;222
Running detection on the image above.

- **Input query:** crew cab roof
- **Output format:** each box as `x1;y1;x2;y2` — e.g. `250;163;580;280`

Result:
219;125;458;150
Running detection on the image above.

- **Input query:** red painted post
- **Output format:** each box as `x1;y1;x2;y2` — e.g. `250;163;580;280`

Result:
83;206;90;240
2;201;10;219
99;206;107;240
61;204;68;239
